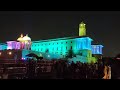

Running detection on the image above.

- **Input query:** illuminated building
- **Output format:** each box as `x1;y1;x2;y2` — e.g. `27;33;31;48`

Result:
0;22;103;63
31;22;103;63
0;43;7;50
79;22;86;36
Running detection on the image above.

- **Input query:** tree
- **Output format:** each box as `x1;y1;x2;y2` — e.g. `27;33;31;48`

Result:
45;49;49;53
66;50;74;58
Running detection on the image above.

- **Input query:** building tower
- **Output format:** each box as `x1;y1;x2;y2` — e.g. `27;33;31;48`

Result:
79;22;86;36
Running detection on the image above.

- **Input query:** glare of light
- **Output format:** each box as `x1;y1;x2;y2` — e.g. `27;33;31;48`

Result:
40;53;42;57
0;52;1;55
116;58;120;60
48;55;50;57
8;52;12;55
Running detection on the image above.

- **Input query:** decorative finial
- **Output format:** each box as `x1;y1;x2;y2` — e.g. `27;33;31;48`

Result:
20;34;23;38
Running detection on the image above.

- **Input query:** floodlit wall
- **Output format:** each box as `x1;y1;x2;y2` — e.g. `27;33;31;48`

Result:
31;37;93;58
91;45;103;54
7;41;21;50
0;44;7;50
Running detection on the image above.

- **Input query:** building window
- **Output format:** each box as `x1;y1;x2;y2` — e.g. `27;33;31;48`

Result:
71;41;72;43
66;47;67;50
61;42;63;44
57;43;58;44
57;47;58;50
49;43;50;45
71;46;72;50
66;42;67;44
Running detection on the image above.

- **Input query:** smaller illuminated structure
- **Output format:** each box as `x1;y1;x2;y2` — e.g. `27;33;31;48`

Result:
0;34;34;60
79;22;86;36
17;34;31;50
6;34;32;50
91;45;103;54
7;41;21;50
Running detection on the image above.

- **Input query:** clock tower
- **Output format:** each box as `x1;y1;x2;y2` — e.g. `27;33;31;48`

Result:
79;22;86;36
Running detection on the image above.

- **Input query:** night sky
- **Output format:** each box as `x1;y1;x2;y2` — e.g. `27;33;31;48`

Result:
0;11;120;57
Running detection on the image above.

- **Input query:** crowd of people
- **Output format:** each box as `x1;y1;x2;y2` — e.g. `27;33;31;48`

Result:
0;59;111;79
24;59;106;79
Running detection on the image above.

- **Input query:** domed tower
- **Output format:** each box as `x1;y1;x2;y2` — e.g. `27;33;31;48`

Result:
79;22;86;36
17;34;24;42
17;34;24;49
23;34;31;50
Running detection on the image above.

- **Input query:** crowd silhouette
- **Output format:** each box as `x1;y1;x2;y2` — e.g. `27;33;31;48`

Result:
0;58;111;79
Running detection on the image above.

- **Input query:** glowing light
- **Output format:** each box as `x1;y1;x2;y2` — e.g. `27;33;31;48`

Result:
7;41;21;50
23;34;31;41
8;52;12;55
116;58;120;60
40;53;42;57
17;34;24;42
79;22;86;36
92;45;103;54
0;52;1;55
48;55;50;57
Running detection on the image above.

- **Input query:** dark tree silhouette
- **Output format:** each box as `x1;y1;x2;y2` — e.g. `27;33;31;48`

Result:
26;53;43;60
45;49;49;53
66;50;74;58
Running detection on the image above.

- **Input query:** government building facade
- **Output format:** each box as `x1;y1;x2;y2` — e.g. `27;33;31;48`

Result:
0;22;103;63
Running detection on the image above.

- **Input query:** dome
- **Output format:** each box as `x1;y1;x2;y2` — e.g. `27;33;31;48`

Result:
17;34;24;42
23;34;31;41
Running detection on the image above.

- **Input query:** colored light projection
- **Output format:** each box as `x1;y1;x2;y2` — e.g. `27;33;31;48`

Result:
91;45;103;54
0;22;103;63
0;43;7;50
68;55;97;63
79;22;86;36
76;37;93;50
31;37;77;59
17;34;31;50
6;34;32;50
7;41;21;50
31;36;95;62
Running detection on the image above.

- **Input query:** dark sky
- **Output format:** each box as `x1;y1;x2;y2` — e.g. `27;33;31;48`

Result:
0;11;120;57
